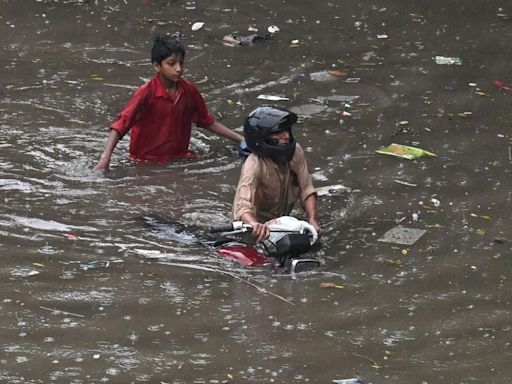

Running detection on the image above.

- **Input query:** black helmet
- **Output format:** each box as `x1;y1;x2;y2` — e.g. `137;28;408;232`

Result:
244;105;297;163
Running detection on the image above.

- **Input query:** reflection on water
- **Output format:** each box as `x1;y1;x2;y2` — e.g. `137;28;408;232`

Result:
1;0;512;383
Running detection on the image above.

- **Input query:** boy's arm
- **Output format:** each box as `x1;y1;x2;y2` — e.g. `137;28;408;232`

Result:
92;129;122;173
204;120;244;143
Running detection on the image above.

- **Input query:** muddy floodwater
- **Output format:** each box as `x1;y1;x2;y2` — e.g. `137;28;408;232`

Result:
1;0;512;383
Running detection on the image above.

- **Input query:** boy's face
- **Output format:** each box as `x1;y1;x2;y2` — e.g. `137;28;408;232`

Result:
267;130;291;145
153;54;184;83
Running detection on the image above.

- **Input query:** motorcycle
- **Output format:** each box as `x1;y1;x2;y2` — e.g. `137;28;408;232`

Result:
210;216;321;274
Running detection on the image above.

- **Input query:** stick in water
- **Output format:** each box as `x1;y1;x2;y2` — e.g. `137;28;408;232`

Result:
158;262;295;306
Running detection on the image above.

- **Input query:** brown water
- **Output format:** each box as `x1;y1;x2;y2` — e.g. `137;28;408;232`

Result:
1;0;512;383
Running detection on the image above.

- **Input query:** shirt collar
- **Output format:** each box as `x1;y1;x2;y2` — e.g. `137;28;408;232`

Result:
154;75;182;98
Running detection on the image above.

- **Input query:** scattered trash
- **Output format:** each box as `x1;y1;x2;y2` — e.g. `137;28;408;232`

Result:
334;379;364;384
310;70;342;82
493;80;512;92
222;33;272;46
345;78;361;83
267;25;280;34
378;225;427;245
79;261;110;270
328;69;349;77
191;22;204;31
493;236;511;244
412;212;419;221
289;104;329;118
10;268;40;278
394;179;418;187
376;143;436;160
332;378;364;384
434;56;463;65
134;249;175;259
290;39;300;46
63;232;78;240
320;282;346;289
377;34;388;39
39;306;85;318
257;94;290;101
430;198;441;207
316;184;353;197
318;95;360;103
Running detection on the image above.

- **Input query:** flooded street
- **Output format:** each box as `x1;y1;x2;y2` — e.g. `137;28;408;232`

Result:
1;0;512;383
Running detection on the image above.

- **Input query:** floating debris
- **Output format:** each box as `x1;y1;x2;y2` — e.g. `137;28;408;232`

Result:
316;184;352;197
191;22;204;31
378;225;427;245
10;268;40;278
79;261;111;270
493;80;512;92
257;94;290;101
222;33;272;46
332;379;364;384
267;25;280;34
289;104;329;117
310;70;340;82
376;143;436;160
434;56;463;65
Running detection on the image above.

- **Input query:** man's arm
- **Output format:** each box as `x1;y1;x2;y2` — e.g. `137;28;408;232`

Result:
204;120;244;143
92;129;122;173
303;193;323;235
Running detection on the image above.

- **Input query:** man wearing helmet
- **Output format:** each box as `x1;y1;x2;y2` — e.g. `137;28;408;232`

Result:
232;105;322;243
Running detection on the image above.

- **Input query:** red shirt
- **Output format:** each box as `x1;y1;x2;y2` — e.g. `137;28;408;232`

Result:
111;76;215;163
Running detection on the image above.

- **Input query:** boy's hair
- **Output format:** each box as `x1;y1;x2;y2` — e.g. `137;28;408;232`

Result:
151;35;186;64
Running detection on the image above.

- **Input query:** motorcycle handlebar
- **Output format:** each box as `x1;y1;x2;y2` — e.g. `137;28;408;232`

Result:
209;221;252;234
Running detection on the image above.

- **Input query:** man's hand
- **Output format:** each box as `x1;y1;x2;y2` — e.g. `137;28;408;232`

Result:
240;213;269;243
250;222;270;243
309;218;323;237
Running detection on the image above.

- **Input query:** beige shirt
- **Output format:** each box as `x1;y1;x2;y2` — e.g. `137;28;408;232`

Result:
232;143;317;223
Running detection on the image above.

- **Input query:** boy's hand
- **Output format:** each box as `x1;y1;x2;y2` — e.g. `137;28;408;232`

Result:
235;139;252;158
92;159;110;173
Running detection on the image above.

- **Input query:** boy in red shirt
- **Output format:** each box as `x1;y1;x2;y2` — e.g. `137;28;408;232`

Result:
93;35;245;172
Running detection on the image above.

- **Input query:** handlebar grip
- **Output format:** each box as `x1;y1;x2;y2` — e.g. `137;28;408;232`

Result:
209;224;235;233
